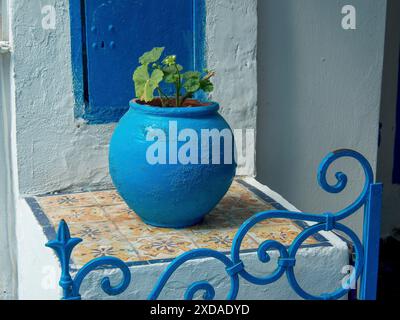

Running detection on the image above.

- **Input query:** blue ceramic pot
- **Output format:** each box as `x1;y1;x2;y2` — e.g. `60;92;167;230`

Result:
109;100;236;228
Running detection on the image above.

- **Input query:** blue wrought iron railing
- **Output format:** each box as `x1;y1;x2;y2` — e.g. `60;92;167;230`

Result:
46;149;383;300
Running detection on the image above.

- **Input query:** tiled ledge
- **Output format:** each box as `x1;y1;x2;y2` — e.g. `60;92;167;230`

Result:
17;178;349;300
26;179;329;269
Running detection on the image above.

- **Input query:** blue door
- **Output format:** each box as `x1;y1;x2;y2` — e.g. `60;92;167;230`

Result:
71;0;205;123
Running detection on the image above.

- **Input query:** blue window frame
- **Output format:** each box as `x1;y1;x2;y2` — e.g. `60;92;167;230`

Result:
70;0;206;124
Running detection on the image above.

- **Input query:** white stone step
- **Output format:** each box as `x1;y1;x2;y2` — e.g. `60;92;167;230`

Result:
16;178;349;300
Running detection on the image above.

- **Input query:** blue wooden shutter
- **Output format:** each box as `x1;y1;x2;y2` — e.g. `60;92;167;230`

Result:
72;0;205;123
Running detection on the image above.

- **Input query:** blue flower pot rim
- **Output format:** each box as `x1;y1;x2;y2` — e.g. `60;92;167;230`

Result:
129;99;220;117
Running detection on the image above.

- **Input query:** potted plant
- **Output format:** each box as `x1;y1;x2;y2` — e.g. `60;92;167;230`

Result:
109;47;236;228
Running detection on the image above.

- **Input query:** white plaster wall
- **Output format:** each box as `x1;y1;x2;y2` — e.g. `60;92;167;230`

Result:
0;51;18;300
0;0;18;298
16;198;61;300
206;0;258;176
12;0;114;196
12;0;258;196
78;245;348;300
256;0;387;237
19;243;349;300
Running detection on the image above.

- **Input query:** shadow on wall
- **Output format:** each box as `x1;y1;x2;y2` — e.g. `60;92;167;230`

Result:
256;0;387;237
0;52;18;299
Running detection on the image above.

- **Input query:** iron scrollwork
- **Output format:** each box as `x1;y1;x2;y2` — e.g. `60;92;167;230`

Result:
46;149;381;300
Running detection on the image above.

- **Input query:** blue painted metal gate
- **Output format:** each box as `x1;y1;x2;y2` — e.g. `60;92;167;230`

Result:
47;149;383;300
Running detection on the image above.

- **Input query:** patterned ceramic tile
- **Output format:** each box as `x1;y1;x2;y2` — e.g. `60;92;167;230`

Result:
189;212;237;232
192;230;258;251
57;221;126;243
92;190;124;206
249;224;319;246
144;224;195;237
257;218;295;226
45;206;108;224
102;204;136;223
72;239;138;267
215;187;276;218
37;193;98;209
34;179;325;265
114;219;154;240
130;235;197;260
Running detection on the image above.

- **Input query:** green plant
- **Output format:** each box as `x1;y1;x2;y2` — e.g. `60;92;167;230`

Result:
133;47;215;107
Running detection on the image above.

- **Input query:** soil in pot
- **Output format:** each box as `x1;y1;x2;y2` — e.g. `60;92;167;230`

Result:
136;98;212;108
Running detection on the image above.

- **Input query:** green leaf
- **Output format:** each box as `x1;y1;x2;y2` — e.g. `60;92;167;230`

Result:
162;64;184;86
142;80;154;102
183;71;201;80
200;79;214;93
162;55;177;66
150;69;164;84
139;47;165;65
182;72;202;93
133;65;150;98
183;77;201;93
165;73;180;84
133;65;164;102
162;64;183;75
140;69;164;102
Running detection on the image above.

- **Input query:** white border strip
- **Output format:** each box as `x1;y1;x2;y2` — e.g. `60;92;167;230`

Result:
242;177;348;249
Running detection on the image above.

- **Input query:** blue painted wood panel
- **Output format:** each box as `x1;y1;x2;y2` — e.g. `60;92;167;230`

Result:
71;0;205;124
